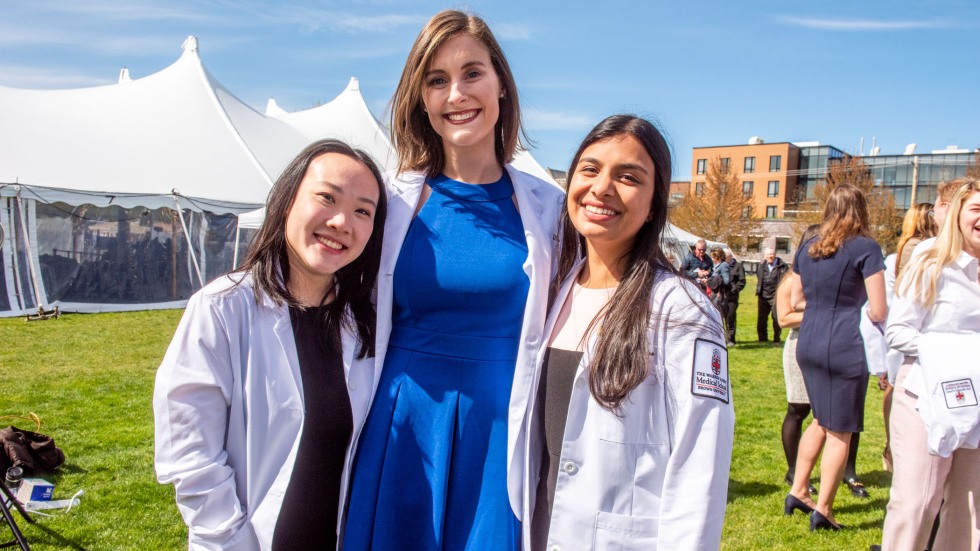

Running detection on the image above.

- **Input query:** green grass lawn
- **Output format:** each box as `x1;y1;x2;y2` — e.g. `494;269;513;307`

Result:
0;276;888;550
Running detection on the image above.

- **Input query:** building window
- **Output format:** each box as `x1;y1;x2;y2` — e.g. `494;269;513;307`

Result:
770;155;781;172
766;205;778;218
768;180;779;197
746;236;763;253
741;206;753;219
775;237;791;254
720;158;731;172
696;159;706;175
695;182;705;197
743;181;754;195
744;156;755;173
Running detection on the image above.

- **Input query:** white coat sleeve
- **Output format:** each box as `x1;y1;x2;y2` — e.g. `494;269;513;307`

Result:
153;291;256;550
657;285;735;549
886;292;926;357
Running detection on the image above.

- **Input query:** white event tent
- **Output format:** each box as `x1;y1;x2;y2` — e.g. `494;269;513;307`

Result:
0;36;309;316
0;35;563;317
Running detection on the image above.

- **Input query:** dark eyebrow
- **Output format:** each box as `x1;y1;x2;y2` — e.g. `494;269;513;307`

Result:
578;157;651;175
424;60;488;80
322;182;377;208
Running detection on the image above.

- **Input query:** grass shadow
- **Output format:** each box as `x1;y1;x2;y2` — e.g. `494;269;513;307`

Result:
727;478;781;503
21;521;89;551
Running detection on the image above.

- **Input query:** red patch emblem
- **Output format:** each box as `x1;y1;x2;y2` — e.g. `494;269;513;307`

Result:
711;349;721;376
957;391;965;403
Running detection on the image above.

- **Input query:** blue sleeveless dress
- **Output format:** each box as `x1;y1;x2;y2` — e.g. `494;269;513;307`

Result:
344;172;528;550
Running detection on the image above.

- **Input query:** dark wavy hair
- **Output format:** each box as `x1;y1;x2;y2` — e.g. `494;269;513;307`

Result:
237;139;388;358
553;114;676;410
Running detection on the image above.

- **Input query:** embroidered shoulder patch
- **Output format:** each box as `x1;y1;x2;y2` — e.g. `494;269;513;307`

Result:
691;338;729;403
942;378;978;409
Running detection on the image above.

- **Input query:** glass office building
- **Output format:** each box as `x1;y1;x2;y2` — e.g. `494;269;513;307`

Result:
792;145;973;210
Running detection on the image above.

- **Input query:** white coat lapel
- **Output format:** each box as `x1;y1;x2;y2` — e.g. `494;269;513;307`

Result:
373;172;424;392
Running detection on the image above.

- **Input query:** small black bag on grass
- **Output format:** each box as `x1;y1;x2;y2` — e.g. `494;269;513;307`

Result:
0;426;66;475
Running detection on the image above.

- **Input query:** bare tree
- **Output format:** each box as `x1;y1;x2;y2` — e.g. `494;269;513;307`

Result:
670;156;760;247
967;151;980;179
793;155;903;253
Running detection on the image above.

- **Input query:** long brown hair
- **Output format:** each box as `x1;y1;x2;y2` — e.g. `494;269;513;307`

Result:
808;183;870;258
237;139;388;358
555;115;717;411
389;9;524;177
894;202;935;275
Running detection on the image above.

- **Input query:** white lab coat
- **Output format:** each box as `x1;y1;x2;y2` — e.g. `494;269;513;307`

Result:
374;165;564;518
525;264;735;550
153;273;377;550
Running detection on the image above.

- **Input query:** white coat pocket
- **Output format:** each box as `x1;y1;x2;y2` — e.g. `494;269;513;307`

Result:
593;510;659;550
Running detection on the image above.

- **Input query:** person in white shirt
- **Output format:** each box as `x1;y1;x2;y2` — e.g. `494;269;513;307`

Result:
153;140;387;550
525;115;735;551
882;178;980;550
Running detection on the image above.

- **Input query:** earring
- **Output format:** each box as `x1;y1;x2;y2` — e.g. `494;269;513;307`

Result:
499;91;505;99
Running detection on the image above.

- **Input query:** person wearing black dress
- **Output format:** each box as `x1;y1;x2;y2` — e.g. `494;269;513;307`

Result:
783;184;887;531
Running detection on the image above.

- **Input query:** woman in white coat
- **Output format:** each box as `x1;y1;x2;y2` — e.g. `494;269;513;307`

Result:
342;10;563;551
153;139;387;550
526;115;735;550
881;179;980;550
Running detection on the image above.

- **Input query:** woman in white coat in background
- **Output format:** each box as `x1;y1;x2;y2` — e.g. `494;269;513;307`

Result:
526;115;735;551
882;179;980;550
154;139;387;550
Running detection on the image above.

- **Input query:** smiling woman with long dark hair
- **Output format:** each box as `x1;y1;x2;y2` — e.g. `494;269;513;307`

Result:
153;139;387;550
526;114;734;550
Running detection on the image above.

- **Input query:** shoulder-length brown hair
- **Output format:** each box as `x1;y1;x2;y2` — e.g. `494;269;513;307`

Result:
808;183;870;259
390;9;523;177
237;139;388;358
894;202;935;275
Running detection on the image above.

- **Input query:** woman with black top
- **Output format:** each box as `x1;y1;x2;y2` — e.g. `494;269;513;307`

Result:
525;115;734;550
153;139;387;550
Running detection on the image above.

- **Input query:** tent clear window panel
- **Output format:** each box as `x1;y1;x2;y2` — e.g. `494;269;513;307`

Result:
35;202;201;304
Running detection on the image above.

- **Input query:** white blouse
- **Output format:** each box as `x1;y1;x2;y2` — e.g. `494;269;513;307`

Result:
887;250;980;358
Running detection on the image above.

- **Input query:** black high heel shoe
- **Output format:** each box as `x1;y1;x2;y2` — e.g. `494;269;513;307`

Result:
809;510;842;532
784;494;814;516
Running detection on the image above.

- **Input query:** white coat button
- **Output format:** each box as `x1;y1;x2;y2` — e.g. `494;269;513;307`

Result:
549;545;560;551
348;380;356;390
562;461;577;474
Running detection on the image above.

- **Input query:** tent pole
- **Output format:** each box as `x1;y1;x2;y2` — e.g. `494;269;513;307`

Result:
14;194;42;309
232;216;241;269
172;196;204;288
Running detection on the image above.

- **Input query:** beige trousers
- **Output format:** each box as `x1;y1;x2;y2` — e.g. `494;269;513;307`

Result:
881;362;980;550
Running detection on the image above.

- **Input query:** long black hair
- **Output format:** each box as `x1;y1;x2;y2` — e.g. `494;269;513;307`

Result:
553;114;676;410
237;139;388;358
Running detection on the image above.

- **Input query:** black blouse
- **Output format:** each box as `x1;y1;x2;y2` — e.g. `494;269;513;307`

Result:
272;306;353;551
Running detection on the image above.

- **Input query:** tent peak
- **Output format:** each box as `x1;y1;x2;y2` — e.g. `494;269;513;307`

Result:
347;77;359;92
265;97;287;116
118;67;131;83
182;35;199;54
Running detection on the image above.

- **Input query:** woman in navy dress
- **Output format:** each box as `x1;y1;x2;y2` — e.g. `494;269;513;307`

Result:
343;10;563;550
784;183;887;531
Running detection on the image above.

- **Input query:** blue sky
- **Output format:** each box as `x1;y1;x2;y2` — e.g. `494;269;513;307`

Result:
2;1;977;180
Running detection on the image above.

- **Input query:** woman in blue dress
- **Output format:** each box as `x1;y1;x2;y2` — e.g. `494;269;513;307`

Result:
784;183;888;531
343;10;563;550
